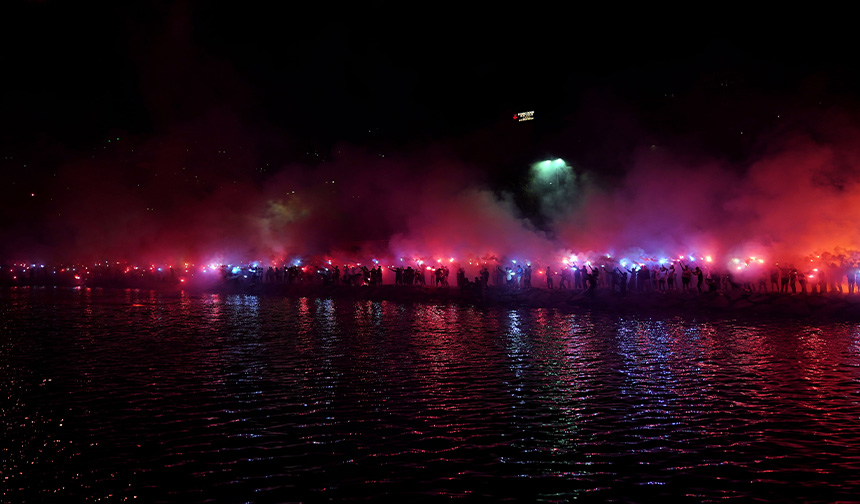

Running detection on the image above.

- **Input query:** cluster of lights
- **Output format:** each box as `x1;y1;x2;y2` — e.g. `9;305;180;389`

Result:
730;256;767;271
7;249;858;288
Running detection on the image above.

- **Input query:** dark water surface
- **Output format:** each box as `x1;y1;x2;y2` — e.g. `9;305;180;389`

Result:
3;287;860;503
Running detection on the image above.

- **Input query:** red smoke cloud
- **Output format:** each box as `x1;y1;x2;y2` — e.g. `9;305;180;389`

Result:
7;103;860;279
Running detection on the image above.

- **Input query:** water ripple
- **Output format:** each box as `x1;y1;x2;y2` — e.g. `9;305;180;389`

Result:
3;288;860;502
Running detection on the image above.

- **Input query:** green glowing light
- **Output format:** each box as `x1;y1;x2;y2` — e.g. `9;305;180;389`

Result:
534;158;567;173
529;158;574;191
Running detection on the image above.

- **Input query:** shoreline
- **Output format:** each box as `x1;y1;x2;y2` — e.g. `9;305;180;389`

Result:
7;283;860;321
241;284;860;320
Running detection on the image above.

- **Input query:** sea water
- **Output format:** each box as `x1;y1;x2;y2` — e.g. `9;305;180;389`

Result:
3;287;860;502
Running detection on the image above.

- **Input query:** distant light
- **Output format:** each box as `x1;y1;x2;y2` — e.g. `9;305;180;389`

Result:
515;110;534;122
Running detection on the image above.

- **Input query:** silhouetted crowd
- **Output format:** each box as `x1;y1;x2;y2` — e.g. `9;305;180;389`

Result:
6;258;860;298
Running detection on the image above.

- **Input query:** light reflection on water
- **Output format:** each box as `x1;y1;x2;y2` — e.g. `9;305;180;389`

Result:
3;288;860;502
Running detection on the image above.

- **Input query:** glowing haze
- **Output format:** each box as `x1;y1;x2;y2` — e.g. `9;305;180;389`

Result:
6;104;860;280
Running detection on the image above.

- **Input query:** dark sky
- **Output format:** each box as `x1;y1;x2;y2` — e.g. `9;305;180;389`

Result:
3;2;859;261
5;4;856;156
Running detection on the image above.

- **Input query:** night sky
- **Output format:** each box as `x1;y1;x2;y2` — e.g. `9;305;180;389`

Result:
3;3;859;264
